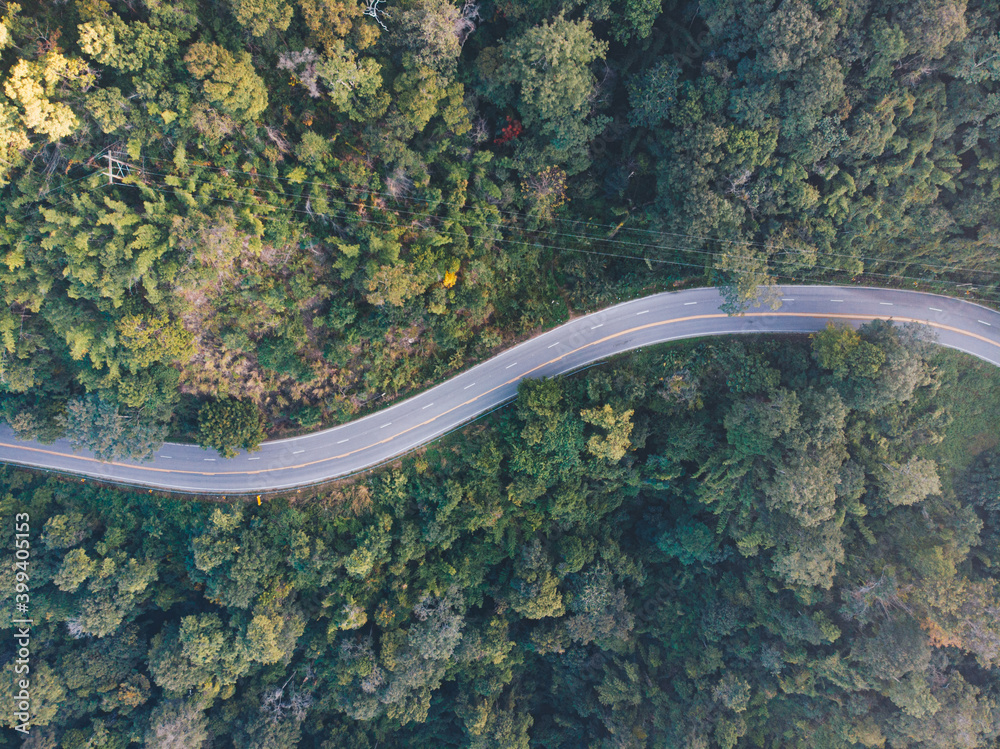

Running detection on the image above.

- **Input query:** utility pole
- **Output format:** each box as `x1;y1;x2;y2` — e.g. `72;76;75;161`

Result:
105;153;129;185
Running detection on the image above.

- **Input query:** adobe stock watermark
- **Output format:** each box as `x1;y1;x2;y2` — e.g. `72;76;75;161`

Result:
11;512;32;735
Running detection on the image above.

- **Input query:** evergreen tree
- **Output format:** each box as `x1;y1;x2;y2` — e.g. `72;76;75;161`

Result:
196;397;266;457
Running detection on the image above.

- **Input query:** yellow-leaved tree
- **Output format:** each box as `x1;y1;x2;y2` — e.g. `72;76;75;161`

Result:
0;17;29;184
3;51;92;141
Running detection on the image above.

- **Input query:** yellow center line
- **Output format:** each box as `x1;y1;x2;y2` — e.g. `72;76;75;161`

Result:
2;311;998;478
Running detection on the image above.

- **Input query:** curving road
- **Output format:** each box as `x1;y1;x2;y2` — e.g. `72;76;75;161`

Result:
2;286;999;494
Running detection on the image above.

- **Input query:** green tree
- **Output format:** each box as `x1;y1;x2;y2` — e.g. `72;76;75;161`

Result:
497;13;610;173
606;0;663;43
714;247;782;315
851;616;932;684
53;547;97;592
580;404;634;462
628;59;680;129
226;0;293;37
314;44;388;122
396;0;464;74
771;522;845;589
564;565;634;647
296;0;377;54
0;96;29;185
148;613;250;696
877;457;942;507
765;447;844;527
38;189;175;309
78;15;176;72
86;86;131;133
508;539;565;620
41;512;93;549
723;389;801;459
0;660;66;730
185;42;268;121
196;397;266;457
116;314;194;373
713;673;752;712
811;322;885;379
60;395;168;461
144;699;209;749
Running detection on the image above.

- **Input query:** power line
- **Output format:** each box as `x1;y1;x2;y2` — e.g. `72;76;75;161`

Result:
132;174;1000;299
128;175;1000;304
6;171;106;224
8;163;993;307
133;169;1000;296
139;167;773;269
6;157;975;291
139;155;1000;278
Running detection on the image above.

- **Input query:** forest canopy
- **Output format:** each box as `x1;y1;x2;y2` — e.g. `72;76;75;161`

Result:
0;0;999;457
4;0;1000;746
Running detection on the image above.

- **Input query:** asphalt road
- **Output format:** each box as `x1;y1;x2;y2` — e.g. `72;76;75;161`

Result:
2;285;999;494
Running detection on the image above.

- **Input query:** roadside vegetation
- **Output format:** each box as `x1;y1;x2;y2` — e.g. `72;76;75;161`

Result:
4;331;1000;747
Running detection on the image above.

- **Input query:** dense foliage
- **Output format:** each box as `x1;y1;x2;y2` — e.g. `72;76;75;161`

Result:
4;330;1000;747
1;0;999;455
195;397;266;458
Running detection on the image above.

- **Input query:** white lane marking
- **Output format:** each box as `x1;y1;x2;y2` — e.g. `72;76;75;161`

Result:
684;301;697;306
505;362;517;369
879;302;893;306
293;450;305;454
204;458;216;461
161;456;172;459
464;383;475;389
979;320;993;326
929;307;943;312
248;457;261;460
636;310;649;315
422;403;434;409
547;342;560;348
830;299;844;302
591;324;603;329
337;439;349;444
782;298;795;301
380;422;392;428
